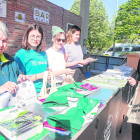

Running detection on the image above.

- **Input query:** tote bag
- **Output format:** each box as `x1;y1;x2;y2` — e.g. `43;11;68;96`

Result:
62;75;75;86
127;82;140;124
38;71;57;100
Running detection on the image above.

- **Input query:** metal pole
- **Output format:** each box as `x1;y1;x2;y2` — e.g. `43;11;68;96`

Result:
112;0;118;56
80;0;90;54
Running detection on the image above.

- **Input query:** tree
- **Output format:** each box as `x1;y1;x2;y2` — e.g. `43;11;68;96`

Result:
115;0;140;44
69;0;80;16
70;0;113;54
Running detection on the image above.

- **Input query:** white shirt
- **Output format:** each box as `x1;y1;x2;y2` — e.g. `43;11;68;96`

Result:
46;47;66;83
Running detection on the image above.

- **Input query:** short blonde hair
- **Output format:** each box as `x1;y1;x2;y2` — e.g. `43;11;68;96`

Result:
0;21;10;38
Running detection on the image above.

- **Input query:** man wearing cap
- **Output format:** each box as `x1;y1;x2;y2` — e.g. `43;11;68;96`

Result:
46;26;75;85
0;21;28;95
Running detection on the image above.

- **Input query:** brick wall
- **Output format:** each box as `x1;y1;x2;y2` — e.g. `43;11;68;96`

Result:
0;0;82;56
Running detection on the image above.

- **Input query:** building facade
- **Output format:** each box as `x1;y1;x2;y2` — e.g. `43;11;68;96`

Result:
0;0;82;56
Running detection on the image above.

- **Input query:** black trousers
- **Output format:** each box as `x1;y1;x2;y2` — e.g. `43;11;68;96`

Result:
71;67;85;82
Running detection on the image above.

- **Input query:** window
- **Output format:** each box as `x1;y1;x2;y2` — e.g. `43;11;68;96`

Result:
131;46;140;51
66;23;74;32
108;48;113;52
115;47;122;52
124;47;130;51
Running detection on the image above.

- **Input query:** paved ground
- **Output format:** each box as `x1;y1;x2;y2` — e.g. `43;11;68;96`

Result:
116;122;132;140
116;122;140;140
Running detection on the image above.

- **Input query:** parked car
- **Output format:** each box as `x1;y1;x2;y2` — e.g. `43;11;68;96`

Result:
103;43;140;57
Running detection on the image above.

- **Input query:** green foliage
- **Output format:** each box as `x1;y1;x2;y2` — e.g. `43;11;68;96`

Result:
115;0;140;44
70;0;80;16
70;0;113;54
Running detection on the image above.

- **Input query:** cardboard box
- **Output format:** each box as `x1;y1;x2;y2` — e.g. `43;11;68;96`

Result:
127;53;140;70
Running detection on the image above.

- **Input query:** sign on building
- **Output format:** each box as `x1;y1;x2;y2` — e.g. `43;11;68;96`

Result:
34;8;50;24
0;0;7;18
15;11;25;23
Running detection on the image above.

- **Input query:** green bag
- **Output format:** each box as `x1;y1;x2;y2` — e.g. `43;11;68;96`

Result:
77;98;99;115
42;91;68;107
47;107;84;135
42;90;85;107
58;84;76;91
47;97;99;135
74;82;85;86
66;90;85;98
58;82;85;91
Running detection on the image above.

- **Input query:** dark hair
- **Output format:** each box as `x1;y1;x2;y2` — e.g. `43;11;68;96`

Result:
70;25;81;33
66;25;81;44
21;24;47;52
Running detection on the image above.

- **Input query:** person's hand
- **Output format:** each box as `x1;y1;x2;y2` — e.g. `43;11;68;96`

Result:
128;76;137;86
47;69;52;81
40;71;51;80
65;69;75;76
47;68;52;72
86;57;97;63
17;74;31;83
0;81;18;94
79;59;89;65
47;71;51;80
86;57;94;62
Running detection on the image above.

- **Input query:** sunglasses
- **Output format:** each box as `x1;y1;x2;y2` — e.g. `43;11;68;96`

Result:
57;38;66;43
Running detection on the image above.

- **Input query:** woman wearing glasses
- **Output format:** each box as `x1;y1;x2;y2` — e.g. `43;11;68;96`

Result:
46;26;75;85
15;24;50;93
64;25;93;82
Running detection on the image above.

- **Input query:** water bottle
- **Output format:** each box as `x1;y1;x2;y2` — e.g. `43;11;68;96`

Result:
86;64;91;78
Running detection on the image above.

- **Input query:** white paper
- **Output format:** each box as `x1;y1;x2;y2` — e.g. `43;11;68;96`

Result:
0;0;7;18
0;92;11;109
8;80;37;107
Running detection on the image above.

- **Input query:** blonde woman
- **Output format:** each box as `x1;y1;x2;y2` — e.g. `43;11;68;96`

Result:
64;25;93;82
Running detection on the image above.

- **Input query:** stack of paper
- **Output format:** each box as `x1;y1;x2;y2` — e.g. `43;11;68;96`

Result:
84;72;128;87
0;106;43;140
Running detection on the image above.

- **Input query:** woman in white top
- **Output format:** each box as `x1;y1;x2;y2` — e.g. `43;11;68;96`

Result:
64;25;93;82
46;26;75;84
